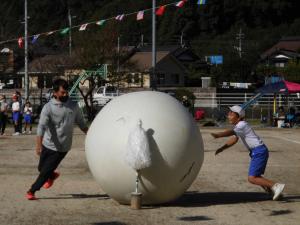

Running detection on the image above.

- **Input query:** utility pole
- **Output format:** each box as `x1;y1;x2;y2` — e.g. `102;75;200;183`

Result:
68;6;72;56
141;34;144;47
236;28;245;80
152;0;157;90
117;36;120;73
236;28;244;58
180;31;184;47
116;36;121;87
24;0;29;99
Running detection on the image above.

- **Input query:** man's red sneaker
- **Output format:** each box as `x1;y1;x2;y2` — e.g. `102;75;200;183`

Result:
43;172;60;189
26;191;37;200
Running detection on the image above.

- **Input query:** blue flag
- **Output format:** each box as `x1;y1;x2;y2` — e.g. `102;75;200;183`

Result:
198;0;206;5
31;34;40;44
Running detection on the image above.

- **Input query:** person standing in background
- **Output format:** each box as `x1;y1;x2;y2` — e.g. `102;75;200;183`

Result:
23;100;33;134
15;91;24;133
12;95;21;135
0;95;8;135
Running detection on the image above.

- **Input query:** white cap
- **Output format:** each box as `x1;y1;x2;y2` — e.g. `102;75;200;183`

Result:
229;105;245;118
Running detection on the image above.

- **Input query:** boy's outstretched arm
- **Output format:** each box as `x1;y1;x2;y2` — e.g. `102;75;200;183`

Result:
211;129;235;138
215;135;239;155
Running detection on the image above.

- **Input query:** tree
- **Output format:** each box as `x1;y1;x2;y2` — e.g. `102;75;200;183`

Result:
71;22;137;120
69;23;118;120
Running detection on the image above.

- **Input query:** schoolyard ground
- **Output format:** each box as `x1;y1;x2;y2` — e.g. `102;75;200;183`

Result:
0;127;299;225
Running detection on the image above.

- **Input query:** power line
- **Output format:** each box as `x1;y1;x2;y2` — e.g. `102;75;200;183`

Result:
0;0;195;46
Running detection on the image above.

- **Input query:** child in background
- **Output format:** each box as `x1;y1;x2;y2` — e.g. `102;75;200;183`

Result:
23;101;33;134
0;95;8;135
12;95;20;136
211;105;285;200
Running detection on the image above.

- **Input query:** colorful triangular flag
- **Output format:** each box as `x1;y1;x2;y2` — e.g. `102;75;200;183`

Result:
137;11;144;21
60;28;70;35
96;20;106;26
176;0;186;8
156;6;166;16
115;14;125;21
31;34;40;44
79;23;88;31
197;0;206;5
18;37;23;48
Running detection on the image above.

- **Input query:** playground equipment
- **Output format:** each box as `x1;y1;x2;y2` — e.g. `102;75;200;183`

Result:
241;80;300;110
68;64;108;117
69;64;108;100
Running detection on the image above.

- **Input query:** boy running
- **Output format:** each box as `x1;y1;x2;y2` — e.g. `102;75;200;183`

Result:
211;105;285;200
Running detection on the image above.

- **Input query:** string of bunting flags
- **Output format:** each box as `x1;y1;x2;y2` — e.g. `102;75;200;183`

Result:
0;0;207;48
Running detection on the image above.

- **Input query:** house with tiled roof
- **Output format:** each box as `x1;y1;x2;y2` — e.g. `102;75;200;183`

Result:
124;45;203;88
261;37;300;68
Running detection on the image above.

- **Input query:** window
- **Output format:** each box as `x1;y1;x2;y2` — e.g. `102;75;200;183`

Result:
275;62;285;68
106;86;117;94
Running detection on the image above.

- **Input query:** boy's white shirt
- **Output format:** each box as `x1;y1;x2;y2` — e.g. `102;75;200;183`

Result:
233;120;264;150
12;102;20;111
24;106;32;114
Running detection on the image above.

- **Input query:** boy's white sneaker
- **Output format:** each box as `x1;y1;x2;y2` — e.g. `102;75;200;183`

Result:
272;183;285;200
12;132;20;136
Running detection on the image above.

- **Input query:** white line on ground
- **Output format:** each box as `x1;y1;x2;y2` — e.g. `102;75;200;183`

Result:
274;136;300;145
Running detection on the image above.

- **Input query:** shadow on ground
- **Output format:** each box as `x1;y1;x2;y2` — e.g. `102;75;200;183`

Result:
91;222;127;225
164;192;300;208
39;193;110;200
177;215;213;221
164;191;271;207
269;210;293;216
281;195;300;203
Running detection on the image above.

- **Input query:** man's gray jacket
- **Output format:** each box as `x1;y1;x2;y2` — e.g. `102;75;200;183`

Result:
37;98;87;152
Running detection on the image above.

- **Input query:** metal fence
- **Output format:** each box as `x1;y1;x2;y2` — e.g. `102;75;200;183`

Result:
195;92;300;108
194;92;300;120
2;89;300;121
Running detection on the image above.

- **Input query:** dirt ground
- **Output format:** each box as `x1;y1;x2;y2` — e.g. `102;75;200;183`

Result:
0;127;299;225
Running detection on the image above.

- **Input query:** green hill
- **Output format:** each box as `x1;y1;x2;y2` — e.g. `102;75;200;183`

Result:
1;0;300;82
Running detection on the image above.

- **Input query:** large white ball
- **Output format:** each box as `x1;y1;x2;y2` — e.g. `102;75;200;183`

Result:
85;91;204;205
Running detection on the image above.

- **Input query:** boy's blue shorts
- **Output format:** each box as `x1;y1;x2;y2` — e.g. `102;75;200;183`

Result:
248;145;269;177
12;112;20;122
24;114;32;123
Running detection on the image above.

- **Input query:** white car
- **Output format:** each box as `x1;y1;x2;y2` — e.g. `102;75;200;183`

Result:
93;86;120;106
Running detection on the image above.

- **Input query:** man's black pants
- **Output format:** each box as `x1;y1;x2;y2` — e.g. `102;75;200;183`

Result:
0;113;7;134
30;146;67;193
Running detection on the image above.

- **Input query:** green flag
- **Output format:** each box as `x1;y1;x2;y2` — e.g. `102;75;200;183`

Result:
60;28;70;35
96;20;105;26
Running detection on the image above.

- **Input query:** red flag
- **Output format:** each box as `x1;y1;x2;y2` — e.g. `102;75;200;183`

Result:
18;37;23;48
156;6;166;16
